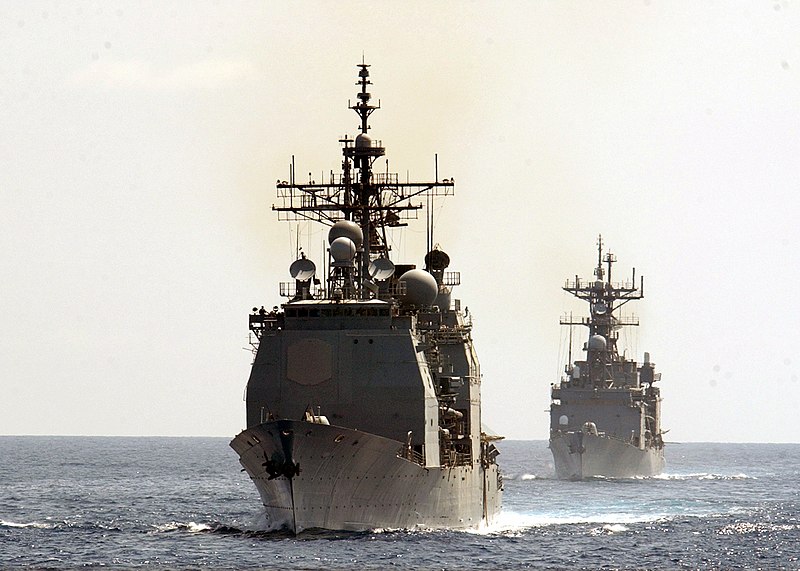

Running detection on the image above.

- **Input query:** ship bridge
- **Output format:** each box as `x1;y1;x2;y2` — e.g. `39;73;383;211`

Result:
282;299;392;330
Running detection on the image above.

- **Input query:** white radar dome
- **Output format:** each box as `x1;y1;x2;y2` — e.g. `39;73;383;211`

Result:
330;237;356;266
588;334;607;351
398;269;438;306
328;220;363;248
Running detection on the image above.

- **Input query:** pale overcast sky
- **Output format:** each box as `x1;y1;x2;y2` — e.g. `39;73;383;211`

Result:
2;1;798;442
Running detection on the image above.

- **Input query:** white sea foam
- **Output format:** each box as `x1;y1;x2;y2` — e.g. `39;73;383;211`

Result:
186;521;212;533
469;510;670;535
589;523;631;535
653;472;755;481
603;523;630;533
0;520;54;529
698;473;753;480
151;521;212;533
717;521;800;535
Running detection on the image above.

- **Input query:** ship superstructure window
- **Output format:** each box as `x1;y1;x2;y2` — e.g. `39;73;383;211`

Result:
285;303;390;319
282;301;392;330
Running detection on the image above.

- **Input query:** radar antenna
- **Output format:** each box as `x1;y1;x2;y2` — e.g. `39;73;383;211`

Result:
272;63;455;301
561;235;645;369
351;62;380;135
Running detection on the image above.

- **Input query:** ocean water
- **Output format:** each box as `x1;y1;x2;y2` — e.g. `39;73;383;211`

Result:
1;437;798;570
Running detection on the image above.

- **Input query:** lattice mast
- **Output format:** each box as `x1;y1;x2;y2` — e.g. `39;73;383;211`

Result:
273;63;454;301
561;235;644;363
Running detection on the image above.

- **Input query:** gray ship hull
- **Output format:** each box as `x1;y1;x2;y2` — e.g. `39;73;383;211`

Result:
231;419;502;533
549;430;664;480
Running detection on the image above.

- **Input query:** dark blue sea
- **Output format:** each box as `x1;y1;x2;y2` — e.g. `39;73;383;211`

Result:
1;438;798;570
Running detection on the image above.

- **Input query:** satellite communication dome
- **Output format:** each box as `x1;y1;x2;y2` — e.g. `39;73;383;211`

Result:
289;258;316;281
559;415;569;426
328;220;363;248
330;237;356;266
355;133;372;148
588;334;607;351
398;269;438;306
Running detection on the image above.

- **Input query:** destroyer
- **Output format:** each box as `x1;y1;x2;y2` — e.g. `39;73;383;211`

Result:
549;236;665;479
230;63;502;532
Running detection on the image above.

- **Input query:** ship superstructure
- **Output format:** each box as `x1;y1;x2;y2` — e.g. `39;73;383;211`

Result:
230;63;502;532
549;236;665;479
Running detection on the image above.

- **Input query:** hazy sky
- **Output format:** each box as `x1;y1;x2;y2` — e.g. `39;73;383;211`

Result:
2;1;799;442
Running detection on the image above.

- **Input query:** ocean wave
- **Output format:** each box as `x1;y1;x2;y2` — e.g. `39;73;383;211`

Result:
652;472;755;481
717;521;800;535
589;523;630;535
149;520;311;538
1;518;132;533
503;473;546;481
699;473;753;480
151;521;215;533
474;507;760;535
0;519;55;529
466;510;670;535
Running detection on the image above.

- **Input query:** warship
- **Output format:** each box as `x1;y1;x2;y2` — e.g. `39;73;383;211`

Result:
549;236;665;479
230;63;503;533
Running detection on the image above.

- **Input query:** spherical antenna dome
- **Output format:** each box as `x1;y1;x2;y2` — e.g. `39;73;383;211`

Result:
328;220;363;248
398;269;438;306
355;133;372;148
330;237;356;266
588;334;607;351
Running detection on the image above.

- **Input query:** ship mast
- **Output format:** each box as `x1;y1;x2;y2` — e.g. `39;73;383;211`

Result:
349;62;381;292
272;63;454;301
561;235;644;370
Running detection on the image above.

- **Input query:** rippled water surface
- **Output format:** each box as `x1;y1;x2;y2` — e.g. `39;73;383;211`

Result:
1;437;798;569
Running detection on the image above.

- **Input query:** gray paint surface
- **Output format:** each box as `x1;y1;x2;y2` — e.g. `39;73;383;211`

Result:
230;64;502;532
549;237;665;479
